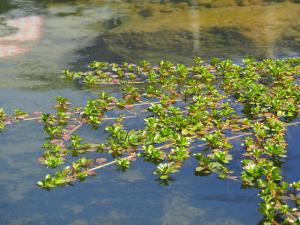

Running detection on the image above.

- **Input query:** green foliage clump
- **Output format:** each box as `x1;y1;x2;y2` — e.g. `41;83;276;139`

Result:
0;108;7;131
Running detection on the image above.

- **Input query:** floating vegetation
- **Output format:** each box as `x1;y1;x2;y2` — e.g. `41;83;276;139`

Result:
0;57;300;224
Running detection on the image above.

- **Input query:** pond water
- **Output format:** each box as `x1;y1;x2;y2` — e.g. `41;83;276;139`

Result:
0;1;299;224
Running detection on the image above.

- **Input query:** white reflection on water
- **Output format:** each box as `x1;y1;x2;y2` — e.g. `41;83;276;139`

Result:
189;1;200;53
0;16;43;58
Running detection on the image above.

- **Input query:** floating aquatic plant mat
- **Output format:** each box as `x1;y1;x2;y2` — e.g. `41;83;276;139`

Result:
1;57;300;224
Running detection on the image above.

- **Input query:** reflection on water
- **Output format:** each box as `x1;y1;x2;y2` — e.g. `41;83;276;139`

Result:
0;1;300;224
0;0;299;88
161;194;256;225
0;88;263;225
0;0;15;14
0;16;43;42
0;16;43;58
78;1;300;64
162;195;207;225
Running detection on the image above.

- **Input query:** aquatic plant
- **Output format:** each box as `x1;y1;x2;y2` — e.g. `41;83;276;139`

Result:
1;57;300;224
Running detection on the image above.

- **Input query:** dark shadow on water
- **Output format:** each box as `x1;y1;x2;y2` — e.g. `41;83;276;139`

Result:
73;26;288;68
0;0;16;14
277;25;300;57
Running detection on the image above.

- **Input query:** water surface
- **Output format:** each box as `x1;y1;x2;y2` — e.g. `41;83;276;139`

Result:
0;1;300;224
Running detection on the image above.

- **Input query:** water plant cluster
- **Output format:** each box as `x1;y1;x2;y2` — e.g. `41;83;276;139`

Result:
0;57;300;224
